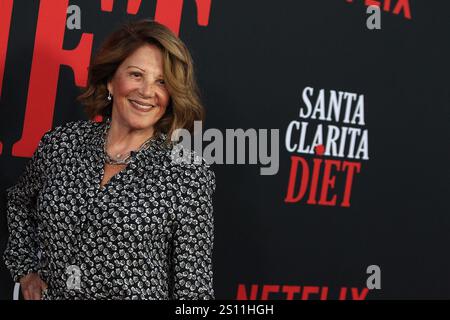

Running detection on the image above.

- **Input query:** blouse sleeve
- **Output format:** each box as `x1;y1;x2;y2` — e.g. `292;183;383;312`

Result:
170;160;216;300
3;131;52;283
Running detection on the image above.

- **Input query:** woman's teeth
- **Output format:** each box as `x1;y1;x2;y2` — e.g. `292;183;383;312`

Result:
129;100;154;111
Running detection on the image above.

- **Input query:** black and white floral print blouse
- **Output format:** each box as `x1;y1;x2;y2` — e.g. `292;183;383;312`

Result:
3;118;215;300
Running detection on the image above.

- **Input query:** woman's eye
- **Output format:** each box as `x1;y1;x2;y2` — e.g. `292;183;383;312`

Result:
130;72;141;78
157;79;165;85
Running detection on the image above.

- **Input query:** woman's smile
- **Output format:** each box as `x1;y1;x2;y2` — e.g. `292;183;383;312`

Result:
128;99;156;112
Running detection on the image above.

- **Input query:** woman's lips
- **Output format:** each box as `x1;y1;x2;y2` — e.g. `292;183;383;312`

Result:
128;99;155;112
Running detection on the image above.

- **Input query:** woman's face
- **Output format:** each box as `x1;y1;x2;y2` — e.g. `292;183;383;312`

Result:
107;44;170;132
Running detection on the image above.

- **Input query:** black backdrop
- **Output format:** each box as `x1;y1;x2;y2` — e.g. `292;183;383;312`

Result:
0;0;449;300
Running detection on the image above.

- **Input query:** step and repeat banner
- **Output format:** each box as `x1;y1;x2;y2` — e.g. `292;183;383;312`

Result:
0;0;449;299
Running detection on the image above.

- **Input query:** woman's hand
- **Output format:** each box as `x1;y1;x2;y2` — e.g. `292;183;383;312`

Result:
19;272;48;300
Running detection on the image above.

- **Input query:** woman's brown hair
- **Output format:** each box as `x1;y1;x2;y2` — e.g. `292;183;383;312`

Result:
77;19;204;139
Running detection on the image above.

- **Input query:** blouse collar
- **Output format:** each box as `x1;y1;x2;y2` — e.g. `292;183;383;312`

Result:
86;117;172;165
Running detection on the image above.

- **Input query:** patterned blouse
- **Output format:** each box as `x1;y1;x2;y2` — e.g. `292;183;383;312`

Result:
3;119;216;300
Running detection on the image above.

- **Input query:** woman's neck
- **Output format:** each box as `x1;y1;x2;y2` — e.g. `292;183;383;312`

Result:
106;118;155;155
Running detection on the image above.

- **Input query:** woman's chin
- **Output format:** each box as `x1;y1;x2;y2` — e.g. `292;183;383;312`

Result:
128;121;155;132
112;108;161;131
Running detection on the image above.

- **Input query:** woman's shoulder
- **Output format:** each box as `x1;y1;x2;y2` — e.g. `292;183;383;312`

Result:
48;119;99;136
38;119;102;153
42;119;100;143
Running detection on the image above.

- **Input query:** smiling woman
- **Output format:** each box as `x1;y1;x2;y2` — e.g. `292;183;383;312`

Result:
3;19;215;300
79;19;204;139
108;44;170;130
104;44;171;163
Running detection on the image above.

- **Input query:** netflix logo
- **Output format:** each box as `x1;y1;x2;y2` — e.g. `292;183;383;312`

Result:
236;284;369;300
346;0;412;20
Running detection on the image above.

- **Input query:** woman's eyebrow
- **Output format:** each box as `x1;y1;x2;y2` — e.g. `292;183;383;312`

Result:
126;65;163;78
127;65;146;72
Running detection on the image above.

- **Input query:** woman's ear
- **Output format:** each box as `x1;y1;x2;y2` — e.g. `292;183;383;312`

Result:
107;80;113;95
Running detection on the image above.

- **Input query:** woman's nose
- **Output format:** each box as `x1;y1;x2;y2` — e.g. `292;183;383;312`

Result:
139;81;156;98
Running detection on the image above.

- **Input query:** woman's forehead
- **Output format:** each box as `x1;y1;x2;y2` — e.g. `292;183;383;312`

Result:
121;44;164;70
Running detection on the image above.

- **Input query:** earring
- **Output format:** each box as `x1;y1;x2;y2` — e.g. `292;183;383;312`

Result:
107;92;112;101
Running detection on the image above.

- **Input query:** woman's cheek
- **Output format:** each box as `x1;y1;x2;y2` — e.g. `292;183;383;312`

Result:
157;106;167;119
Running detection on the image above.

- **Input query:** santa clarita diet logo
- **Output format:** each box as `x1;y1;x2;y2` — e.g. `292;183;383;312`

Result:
284;86;369;207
